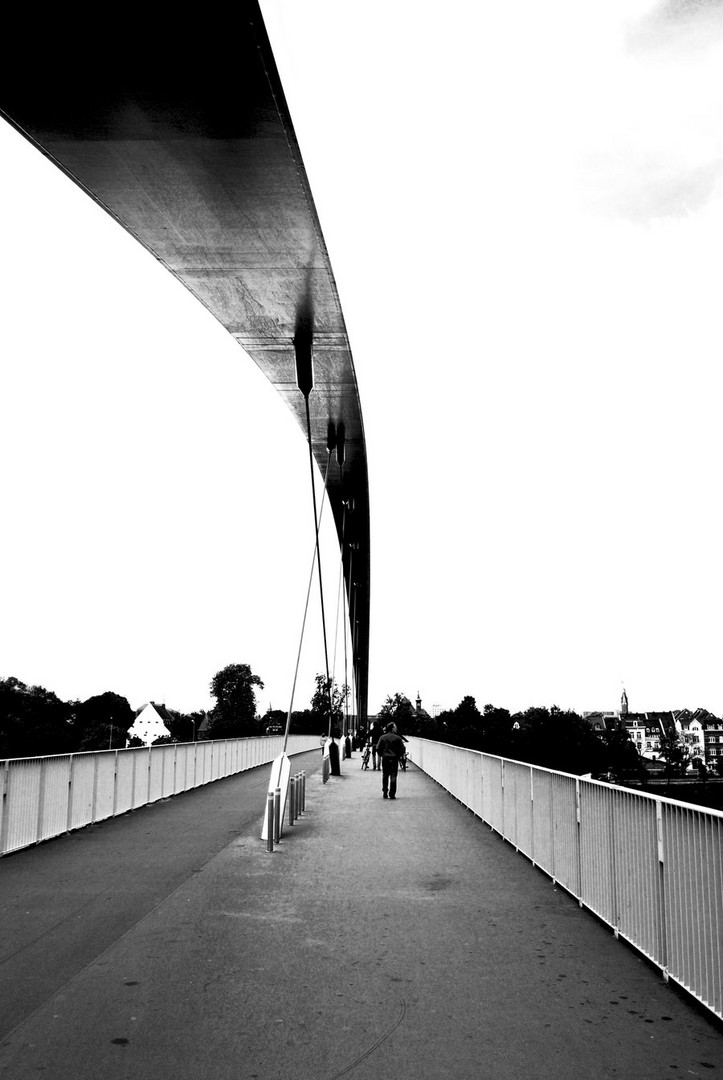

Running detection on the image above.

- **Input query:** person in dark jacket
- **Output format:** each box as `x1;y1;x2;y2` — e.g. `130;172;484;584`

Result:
375;722;406;799
369;719;383;770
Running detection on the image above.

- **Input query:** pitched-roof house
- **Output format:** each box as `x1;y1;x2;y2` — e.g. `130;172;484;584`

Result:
126;701;173;747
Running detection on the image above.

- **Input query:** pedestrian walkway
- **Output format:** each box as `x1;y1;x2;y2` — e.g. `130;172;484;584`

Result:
0;750;721;1079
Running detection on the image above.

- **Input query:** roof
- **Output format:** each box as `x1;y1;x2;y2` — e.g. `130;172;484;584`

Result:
136;702;175;722
581;712;613;731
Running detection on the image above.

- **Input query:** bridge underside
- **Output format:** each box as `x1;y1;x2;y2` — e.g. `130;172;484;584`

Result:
0;4;370;721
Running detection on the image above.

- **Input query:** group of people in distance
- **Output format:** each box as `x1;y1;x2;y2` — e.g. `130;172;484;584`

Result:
320;718;409;800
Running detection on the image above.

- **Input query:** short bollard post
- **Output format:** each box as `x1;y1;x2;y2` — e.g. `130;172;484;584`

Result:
273;786;281;844
289;776;296;825
300;772;306;812
265;792;274;853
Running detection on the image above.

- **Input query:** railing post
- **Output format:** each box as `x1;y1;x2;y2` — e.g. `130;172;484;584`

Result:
656;799;669;981
500;760;505;840
91;753;99;824
575;778;583;905
130;747;137;808
0;760;9;855
549;773;557;884
113;749;120;817
609;791;619;938
479;753;483;820
35;759;46;844
66;754;75;834
529;766;535;867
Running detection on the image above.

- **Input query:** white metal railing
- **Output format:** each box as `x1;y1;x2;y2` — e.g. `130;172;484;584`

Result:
0;735;318;857
408;737;723;1023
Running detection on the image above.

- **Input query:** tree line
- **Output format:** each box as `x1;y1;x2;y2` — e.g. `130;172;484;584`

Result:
0;665;343;760
376;693;648;780
5;665;710;781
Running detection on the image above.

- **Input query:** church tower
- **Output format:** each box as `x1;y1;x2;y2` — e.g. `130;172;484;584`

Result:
621;687;629;716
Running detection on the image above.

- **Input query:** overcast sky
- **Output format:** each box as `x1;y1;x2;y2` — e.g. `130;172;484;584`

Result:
2;0;723;720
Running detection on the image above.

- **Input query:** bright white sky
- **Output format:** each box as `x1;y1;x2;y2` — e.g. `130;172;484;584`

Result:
2;0;723;719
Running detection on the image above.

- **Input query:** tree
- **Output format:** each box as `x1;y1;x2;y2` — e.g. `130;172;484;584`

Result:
0;677;74;758
310;674;348;736
206;663;264;740
599;723;642;783
165;709;206;743
395;697;615;775
379;692;418;734
288;708;318;735
379;692;414;718
657;729;692;782
507;705;605;775
444;695;483;749
479;704;513;757
74;691;134;751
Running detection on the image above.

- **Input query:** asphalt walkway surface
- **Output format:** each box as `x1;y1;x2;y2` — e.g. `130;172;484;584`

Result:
0;749;721;1079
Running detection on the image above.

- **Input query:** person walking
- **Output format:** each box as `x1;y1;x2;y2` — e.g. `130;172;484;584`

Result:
369;718;383;770
375;722;406;800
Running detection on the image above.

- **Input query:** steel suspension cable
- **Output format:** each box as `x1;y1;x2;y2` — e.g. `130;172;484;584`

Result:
303;395;334;735
330;506;347;735
343;523;351;739
331;505;345;702
283;449;332;753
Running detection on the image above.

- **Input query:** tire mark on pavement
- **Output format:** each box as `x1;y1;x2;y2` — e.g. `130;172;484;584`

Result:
327;998;407;1080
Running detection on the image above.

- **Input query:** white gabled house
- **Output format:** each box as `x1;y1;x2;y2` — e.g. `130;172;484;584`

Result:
126;701;173;747
674;711;706;765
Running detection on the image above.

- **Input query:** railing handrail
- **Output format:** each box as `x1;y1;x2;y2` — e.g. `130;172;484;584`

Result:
419;737;723;817
0;732;292;766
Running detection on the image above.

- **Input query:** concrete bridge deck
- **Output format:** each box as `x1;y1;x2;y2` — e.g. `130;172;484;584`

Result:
0;750;721;1079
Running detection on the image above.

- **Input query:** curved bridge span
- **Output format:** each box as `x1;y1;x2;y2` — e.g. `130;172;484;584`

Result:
0;3;370;720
